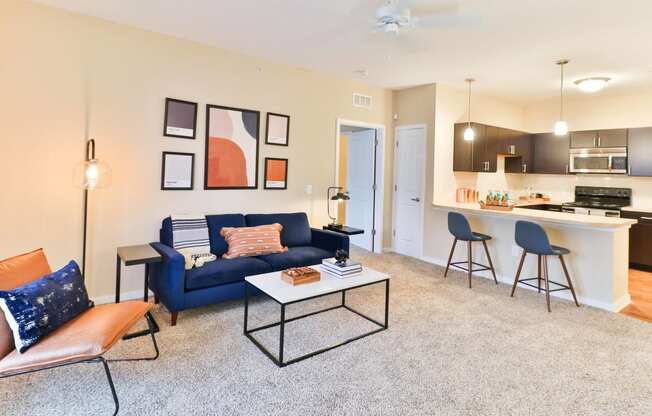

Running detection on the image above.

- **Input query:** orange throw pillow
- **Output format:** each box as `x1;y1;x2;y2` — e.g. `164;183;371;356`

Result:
220;224;288;259
0;248;51;360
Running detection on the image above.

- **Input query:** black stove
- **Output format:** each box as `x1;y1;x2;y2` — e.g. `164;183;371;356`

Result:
561;186;631;216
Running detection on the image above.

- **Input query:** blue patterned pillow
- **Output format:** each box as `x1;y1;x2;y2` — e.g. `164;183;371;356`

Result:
0;260;92;353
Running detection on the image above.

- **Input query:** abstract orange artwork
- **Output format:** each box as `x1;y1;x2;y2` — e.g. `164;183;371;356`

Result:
205;105;259;189
264;158;288;190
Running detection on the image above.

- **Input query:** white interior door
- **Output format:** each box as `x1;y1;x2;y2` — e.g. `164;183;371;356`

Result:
345;129;376;251
394;126;426;258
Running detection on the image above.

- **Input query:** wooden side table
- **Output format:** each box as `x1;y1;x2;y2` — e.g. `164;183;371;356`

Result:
116;244;162;340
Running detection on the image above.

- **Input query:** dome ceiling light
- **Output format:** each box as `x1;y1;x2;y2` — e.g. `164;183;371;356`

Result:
574;77;610;93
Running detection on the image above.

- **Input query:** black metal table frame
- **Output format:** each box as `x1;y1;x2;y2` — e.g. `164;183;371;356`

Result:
115;256;161;340
244;278;389;367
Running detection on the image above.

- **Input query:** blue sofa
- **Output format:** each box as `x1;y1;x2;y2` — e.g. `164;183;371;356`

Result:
149;212;349;325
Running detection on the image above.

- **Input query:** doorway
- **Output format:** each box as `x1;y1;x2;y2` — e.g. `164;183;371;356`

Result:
392;124;426;258
335;119;385;253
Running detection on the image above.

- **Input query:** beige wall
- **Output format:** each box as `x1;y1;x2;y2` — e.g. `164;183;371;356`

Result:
523;91;652;207
0;1;393;300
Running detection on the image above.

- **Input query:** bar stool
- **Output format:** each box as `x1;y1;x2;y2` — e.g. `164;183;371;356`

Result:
510;220;580;312
444;212;498;288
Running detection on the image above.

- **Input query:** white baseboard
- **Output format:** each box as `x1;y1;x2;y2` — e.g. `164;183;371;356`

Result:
92;290;153;305
418;255;630;313
382;246;394;253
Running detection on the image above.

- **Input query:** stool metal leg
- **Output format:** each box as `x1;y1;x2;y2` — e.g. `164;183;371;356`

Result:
444;238;458;278
543;255;551;312
559;255;580;307
537;255;542;293
482;240;498;284
467;241;472;289
511;250;526;297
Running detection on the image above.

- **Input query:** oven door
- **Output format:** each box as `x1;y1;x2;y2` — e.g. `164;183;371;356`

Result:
569;148;628;174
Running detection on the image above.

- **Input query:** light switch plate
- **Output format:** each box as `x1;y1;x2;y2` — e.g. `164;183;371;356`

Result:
304;184;313;195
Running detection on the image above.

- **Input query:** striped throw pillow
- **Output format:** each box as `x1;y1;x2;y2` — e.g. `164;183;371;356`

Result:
220;223;288;259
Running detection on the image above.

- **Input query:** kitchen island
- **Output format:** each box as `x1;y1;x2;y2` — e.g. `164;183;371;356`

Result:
431;201;637;312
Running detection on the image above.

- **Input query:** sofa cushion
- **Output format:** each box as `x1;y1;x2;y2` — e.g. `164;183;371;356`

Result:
0;249;51;360
245;213;311;247
185;257;272;291
257;246;333;271
221;224;287;259
161;214;246;257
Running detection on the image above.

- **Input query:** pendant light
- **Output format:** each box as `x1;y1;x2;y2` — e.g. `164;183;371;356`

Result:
554;59;569;136
464;78;475;141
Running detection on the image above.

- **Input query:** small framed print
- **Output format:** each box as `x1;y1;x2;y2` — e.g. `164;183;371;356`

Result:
161;152;194;190
164;98;198;139
265;113;290;146
264;158;288;190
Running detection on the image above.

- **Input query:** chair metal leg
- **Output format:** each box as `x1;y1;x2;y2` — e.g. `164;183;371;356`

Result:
543;255;551;312
482;240;498;284
99;358;119;416
559;255;580;307
444;238;458;278
510;250;527;297
467;241;472;289
537;255;542;293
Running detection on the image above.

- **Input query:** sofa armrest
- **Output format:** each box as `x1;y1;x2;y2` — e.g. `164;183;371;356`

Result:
310;228;349;254
149;242;185;312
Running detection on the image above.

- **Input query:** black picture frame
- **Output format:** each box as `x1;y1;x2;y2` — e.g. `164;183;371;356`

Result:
265;112;290;147
161;151;194;190
163;98;198;140
204;104;260;190
263;157;288;190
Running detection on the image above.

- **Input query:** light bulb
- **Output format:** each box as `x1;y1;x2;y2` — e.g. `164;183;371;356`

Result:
554;120;568;136
85;161;99;189
463;126;475;141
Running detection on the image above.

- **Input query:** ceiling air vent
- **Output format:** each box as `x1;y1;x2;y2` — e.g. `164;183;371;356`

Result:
353;93;372;109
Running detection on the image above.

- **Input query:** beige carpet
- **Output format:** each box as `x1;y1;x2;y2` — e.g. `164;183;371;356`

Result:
2;249;652;415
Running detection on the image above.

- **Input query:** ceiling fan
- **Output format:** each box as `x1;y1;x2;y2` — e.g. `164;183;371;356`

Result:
373;0;477;35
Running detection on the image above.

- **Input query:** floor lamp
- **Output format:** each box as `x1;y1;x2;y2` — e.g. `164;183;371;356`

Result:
75;139;110;279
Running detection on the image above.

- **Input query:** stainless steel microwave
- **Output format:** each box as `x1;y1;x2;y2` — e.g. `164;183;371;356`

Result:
569;147;628;174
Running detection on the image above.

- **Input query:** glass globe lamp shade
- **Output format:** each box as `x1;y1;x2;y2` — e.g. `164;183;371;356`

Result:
74;159;111;190
463;126;475;141
554;120;568;136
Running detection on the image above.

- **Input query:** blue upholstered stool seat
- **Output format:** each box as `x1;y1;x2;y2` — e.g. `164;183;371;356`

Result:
444;212;498;288
471;232;492;242
511;220;579;312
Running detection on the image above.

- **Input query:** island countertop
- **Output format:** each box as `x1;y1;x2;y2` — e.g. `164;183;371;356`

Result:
433;201;637;230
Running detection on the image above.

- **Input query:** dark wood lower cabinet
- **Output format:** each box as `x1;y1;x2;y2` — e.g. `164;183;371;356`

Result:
622;211;652;271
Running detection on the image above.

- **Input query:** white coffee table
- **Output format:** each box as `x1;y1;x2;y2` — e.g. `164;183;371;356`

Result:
243;265;390;367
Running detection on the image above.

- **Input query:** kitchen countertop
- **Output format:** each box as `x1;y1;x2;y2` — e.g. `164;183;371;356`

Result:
433;201;637;230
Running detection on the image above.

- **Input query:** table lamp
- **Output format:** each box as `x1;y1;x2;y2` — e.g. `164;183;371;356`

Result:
327;186;350;227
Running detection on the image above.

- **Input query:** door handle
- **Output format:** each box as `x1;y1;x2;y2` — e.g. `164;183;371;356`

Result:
411;197;421;202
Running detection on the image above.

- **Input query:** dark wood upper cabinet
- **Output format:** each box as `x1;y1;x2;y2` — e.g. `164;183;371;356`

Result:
570;130;598;148
477;125;499;172
532;133;569;174
503;130;533;174
598;129;628;147
628;127;652;177
570;129;627;148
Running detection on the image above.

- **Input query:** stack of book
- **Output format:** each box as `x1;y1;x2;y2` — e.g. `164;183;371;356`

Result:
320;258;362;278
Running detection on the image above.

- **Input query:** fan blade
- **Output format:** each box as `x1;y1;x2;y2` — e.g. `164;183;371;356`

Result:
398;0;461;16
412;12;482;27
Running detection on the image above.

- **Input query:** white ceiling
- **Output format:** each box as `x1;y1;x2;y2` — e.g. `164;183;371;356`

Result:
33;0;652;103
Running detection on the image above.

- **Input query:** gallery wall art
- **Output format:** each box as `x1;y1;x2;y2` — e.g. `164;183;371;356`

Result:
264;158;288;190
265;113;290;146
164;98;198;139
161;151;194;190
204;104;260;189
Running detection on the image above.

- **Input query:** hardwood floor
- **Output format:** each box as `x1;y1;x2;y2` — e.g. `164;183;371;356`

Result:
621;269;652;323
